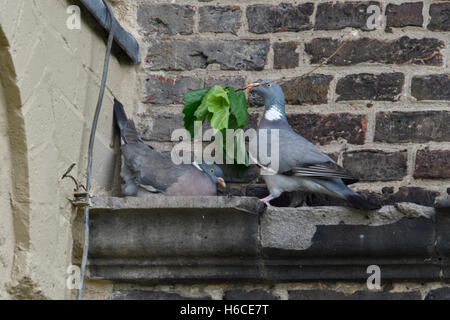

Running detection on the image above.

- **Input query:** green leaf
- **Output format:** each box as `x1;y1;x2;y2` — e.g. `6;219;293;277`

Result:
209;105;229;132
236;91;249;125
183;88;210;105
227;114;239;130
227;87;249;128
183;85;251;175
183;102;199;137
207;112;213;123
183;88;210;137
194;86;229;121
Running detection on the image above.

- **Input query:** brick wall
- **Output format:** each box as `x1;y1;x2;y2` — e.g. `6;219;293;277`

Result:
133;0;450;206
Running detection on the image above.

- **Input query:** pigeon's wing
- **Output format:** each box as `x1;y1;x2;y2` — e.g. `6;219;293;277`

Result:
284;162;358;184
122;142;188;192
114;99;142;144
122;120;143;145
253;128;358;184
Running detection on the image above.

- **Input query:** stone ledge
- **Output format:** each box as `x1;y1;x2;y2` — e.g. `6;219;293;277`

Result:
435;195;450;209
91;195;264;214
88;197;450;283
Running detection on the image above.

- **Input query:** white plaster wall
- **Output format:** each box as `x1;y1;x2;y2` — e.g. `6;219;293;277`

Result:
0;0;138;299
0;75;15;300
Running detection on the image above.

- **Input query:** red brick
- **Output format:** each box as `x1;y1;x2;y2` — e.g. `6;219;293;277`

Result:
375;111;450;143
343;150;407;181
414;150;450;179
287;113;367;145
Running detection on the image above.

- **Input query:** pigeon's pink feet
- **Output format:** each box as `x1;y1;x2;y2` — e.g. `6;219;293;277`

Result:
260;195;275;207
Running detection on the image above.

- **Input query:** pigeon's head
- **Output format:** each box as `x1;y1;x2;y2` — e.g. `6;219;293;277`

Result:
248;80;284;103
195;163;226;188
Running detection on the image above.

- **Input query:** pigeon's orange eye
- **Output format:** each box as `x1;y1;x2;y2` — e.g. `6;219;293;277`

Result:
210;169;214;173
266;83;271;87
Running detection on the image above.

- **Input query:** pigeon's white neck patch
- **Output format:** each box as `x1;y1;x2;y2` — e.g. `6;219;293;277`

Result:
264;105;283;121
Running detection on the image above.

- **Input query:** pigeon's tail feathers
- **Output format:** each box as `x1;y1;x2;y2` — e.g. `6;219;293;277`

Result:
123;120;142;144
114;99;140;144
342;178;359;185
317;177;381;211
114;99;128;132
345;191;381;211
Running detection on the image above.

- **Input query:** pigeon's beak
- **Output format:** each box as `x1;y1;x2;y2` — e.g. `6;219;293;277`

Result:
247;82;261;91
217;177;226;188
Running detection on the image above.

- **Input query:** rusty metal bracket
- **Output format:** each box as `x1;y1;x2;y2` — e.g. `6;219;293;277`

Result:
61;163;91;207
71;190;91;207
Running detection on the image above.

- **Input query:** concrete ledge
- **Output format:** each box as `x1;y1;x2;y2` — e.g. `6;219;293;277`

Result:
91;195;264;213
88;197;450;283
89;196;262;283
261;204;443;282
435;195;450;209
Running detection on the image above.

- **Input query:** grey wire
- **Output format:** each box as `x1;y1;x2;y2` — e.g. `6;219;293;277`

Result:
78;0;115;300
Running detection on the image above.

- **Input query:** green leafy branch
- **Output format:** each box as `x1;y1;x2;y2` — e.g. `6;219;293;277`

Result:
182;85;250;175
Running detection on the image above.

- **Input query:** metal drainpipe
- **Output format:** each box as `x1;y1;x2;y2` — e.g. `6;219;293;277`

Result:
78;0;115;300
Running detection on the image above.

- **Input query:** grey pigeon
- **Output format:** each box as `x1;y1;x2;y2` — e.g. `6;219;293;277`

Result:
248;81;380;210
113;99;226;197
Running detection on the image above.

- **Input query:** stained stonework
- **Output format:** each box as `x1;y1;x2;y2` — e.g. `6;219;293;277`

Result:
428;3;450;31
247;3;313;34
375;111;450;143
281;75;333;105
88;196;450;300
386;3;423;28
411;74;450;101
336;73;404;101
146;39;270;71
199;6;242;35
414;150;450;179
273;42;299;69
305;37;444;66
137;4;195;35
287;113;367;145
314;1;381;31
343;150;408;181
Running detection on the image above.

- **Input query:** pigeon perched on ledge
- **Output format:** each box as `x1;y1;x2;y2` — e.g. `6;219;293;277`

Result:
248;81;380;210
113;99;225;197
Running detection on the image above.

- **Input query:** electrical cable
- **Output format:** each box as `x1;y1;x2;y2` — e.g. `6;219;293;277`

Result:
77;0;115;300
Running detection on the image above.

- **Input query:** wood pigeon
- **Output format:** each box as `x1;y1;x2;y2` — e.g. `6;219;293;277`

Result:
113;99;226;197
248;80;380;210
